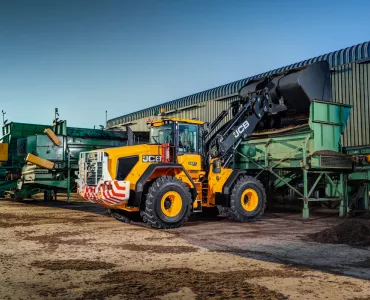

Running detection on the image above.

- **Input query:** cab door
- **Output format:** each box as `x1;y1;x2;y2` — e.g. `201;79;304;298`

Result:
176;123;202;172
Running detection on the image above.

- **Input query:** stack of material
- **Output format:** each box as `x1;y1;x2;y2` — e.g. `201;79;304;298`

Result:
309;220;370;246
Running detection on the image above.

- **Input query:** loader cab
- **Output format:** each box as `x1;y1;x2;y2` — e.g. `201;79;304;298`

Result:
149;118;205;170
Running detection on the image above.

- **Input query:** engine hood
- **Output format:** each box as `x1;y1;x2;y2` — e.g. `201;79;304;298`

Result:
103;144;161;161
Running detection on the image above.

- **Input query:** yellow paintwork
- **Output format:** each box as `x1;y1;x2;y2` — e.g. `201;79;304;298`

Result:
89;118;236;213
352;155;370;164
177;154;202;172
160;191;182;217
152;117;204;127
241;188;259;212
44;128;62;146
97;200;140;211
104;144;160;190
176;154;205;202
101;143;235;210
0;143;8;162
26;153;54;170
207;160;233;206
102;144;197;194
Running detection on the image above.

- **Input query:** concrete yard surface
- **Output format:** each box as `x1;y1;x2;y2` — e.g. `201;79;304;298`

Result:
1;197;370;300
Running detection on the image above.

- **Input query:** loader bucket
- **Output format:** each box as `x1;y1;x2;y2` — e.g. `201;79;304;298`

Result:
239;61;332;114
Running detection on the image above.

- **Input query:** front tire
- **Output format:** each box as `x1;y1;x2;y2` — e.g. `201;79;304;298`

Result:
142;176;192;229
229;176;266;222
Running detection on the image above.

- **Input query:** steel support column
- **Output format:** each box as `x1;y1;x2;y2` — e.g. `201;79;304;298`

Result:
365;183;369;212
302;169;309;219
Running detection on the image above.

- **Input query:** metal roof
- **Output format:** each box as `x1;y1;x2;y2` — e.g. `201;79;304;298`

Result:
108;41;370;125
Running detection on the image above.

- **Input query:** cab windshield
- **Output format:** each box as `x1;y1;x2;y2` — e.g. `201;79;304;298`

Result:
150;125;173;144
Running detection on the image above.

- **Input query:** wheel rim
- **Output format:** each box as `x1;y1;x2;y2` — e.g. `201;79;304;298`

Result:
160;191;183;217
240;188;259;212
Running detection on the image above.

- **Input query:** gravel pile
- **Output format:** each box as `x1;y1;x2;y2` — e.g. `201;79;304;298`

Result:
309;220;370;246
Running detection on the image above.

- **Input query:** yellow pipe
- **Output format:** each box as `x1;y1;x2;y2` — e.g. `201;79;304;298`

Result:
26;153;54;170
0;143;8;162
44;128;62;146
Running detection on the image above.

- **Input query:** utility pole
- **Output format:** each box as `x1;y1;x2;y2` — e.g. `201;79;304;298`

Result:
54;108;59;123
105;110;107;128
1;110;6;125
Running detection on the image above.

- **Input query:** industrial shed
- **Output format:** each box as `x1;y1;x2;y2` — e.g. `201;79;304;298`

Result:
107;41;370;147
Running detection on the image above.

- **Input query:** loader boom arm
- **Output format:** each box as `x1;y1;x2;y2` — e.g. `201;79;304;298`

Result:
205;61;332;167
206;93;268;167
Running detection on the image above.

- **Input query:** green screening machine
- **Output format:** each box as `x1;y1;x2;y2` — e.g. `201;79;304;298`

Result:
235;100;353;218
0;122;49;196
233;61;369;218
0;111;129;201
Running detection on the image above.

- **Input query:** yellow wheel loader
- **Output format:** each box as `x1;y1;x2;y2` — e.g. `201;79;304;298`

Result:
76;61;331;229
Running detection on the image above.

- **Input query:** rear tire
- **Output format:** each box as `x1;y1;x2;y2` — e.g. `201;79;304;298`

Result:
229;176;266;222
142;176;192;229
109;209;142;223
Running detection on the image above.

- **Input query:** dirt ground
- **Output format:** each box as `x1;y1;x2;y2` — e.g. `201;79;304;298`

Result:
1;195;370;300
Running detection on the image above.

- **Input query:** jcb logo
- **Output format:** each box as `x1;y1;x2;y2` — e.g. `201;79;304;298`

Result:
233;121;250;138
142;155;162;163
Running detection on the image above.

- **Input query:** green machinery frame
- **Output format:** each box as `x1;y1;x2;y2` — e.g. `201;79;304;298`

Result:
17;119;128;201
0;122;49;196
344;145;370;212
1;110;129;201
235;100;353;219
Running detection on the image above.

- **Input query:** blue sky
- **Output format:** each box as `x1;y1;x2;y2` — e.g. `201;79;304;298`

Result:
0;0;369;128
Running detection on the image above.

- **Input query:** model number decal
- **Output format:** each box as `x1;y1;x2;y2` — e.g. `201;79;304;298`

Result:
188;161;197;166
142;155;162;163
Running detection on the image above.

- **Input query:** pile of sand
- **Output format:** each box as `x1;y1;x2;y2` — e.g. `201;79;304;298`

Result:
309;220;370;246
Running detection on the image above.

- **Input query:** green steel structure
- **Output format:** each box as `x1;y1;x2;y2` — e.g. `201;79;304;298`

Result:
234;100;370;218
344;146;370;213
0;122;49;196
0;114;128;201
17;119;128;201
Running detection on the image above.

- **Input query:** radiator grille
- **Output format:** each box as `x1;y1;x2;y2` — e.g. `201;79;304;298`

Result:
81;151;104;186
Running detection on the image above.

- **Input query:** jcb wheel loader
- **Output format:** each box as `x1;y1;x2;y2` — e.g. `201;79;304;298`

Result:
76;61;331;229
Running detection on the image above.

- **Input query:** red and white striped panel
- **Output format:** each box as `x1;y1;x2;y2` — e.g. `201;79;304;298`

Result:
79;180;130;206
100;180;129;205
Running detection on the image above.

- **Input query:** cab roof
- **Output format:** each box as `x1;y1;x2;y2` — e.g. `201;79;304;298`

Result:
151;117;205;127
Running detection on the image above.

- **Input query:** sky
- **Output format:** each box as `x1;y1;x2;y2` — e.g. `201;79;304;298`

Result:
0;0;369;128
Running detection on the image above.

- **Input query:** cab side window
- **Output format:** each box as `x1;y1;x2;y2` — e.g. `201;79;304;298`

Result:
178;124;198;154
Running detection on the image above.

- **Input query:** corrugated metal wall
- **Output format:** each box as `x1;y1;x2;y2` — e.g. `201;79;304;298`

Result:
108;42;370;148
120;96;236;132
332;61;370;147
108;41;369;128
118;62;370;148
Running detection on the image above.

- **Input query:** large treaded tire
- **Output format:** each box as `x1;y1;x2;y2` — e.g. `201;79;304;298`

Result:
109;209;142;223
229;175;266;222
142;176;192;229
